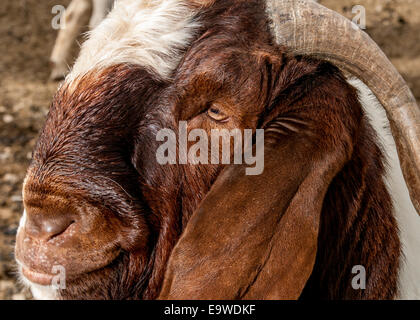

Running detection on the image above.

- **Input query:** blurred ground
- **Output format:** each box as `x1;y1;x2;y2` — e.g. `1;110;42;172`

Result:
0;0;419;300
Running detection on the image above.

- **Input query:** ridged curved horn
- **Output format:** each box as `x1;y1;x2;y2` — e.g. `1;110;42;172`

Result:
266;0;420;214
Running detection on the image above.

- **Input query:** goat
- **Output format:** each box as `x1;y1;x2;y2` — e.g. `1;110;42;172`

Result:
49;0;114;80
15;0;420;300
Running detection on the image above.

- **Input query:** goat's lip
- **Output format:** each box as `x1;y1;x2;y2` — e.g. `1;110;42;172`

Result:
17;248;123;286
21;265;55;286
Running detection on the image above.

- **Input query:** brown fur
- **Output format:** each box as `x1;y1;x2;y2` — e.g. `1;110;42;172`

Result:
16;0;400;300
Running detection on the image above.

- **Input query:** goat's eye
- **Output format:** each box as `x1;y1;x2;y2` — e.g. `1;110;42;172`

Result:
207;105;229;122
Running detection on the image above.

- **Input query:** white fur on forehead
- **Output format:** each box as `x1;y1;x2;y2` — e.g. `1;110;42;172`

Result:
68;0;200;82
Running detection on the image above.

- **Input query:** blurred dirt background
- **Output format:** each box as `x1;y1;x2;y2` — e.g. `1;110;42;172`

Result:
0;0;419;299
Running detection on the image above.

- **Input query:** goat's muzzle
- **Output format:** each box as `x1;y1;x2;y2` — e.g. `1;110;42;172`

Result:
15;178;122;286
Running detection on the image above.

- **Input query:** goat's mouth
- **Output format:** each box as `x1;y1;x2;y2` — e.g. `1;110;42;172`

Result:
17;249;123;288
20;265;56;286
15;244;123;287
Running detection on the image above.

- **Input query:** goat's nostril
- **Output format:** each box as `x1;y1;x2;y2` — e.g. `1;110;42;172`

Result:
25;215;75;241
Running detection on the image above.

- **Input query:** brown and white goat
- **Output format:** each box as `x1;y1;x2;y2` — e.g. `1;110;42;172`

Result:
16;0;420;300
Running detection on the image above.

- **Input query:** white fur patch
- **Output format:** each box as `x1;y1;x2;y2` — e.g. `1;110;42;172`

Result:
18;269;59;300
27;284;59;300
349;78;420;300
17;210;26;234
67;0;200;82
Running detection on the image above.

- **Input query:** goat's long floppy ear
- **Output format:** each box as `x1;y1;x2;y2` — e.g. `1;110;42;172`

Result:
159;112;350;299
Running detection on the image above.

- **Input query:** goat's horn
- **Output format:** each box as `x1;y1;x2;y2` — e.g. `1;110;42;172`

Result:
266;0;420;214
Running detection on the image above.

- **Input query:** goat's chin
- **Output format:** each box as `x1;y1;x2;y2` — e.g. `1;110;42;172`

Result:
60;253;148;300
17;264;59;300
